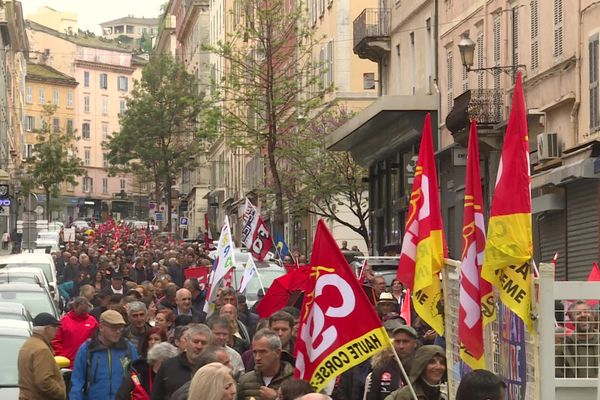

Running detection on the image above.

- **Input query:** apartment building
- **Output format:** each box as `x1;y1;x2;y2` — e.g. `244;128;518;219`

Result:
100;16;159;40
26;5;78;35
328;0;437;255
24;63;78;220
27;20;141;221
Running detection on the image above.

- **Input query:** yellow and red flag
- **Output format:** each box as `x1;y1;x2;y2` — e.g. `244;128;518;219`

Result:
294;220;391;392
397;113;447;335
481;72;534;332
459;120;494;369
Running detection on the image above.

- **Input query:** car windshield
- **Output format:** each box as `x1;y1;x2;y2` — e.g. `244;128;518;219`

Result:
2;264;53;283
0;290;55;317
0;312;27;321
0;274;41;285
0;336;27;386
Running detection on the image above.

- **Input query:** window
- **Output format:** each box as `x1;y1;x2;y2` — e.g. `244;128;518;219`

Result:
102;123;109;139
100;73;108;89
327;40;334;87
83;177;92;193
38;88;45;105
531;0;539;70
103;153;108;168
311;0;317;25
66;182;74;192
477;31;484;89
84;148;91;166
120;179;126;190
25;116;34;132
553;0;563;58
66;119;73;135
52;117;60;133
319;47;325;90
493;15;501;90
119;100;126;114
410;32;416;94
67;91;74;108
52;89;59;105
363;73;375;90
26;86;33;104
24;144;34;158
446;49;453;115
84;71;90;87
102;97;109;115
126;25;134;34
102;178;108;194
117;76;128;91
82;122;91;139
40;118;47;131
512;8;519;73
318;0;325;16
84;96;90;113
590;34;599;131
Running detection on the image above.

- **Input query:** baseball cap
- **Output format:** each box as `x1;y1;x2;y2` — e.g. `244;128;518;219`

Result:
100;310;126;325
393;325;418;339
32;312;61;327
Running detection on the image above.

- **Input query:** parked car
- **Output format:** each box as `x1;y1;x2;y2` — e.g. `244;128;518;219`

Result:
0;282;60;319
0;267;59;306
0;253;59;304
0;320;32;399
232;263;286;307
0;302;33;324
71;220;90;230
352;256;400;287
35;231;60;252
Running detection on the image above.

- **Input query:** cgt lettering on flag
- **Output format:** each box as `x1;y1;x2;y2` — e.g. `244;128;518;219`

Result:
241;199;272;261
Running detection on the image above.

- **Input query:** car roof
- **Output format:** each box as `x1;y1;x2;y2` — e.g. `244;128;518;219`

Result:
0;253;54;263
0;267;45;275
0;324;31;337
0;283;46;292
0;319;32;330
0;302;29;312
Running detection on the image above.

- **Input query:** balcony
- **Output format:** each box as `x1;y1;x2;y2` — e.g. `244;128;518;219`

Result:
445;89;504;148
353;8;391;63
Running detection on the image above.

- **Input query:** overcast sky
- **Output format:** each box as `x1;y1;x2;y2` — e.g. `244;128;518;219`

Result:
22;0;166;34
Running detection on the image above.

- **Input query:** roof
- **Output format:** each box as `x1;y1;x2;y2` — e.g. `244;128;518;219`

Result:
27;20;133;53
0;253;54;263
26;63;78;85
100;16;160;27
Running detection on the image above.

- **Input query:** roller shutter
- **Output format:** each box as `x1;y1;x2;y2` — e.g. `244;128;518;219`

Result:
566;180;599;280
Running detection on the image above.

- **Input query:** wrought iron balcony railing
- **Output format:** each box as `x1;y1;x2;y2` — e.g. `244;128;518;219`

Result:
446;89;504;134
353;8;391;62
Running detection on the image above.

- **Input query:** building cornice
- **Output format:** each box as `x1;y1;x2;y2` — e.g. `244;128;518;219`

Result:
74;59;135;74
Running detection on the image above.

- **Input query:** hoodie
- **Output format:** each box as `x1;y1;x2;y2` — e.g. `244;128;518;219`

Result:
52;310;99;367
384;345;446;400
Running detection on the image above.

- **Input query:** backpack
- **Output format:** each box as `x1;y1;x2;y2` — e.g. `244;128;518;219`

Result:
130;371;150;400
83;338;134;395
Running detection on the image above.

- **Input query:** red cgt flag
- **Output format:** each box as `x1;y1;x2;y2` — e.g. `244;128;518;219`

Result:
240;198;272;261
294;220;391;392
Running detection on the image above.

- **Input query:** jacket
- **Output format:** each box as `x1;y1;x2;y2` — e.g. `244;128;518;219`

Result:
367;357;413;400
52;310;98;367
150;352;195;400
384;345;446;400
237;361;294;400
18;332;67;400
69;332;139;400
116;358;154;400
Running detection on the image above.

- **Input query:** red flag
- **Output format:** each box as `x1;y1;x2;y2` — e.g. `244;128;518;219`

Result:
357;259;368;283
588;263;600;282
458;120;494;369
396;113;447;335
240;199;272;261
294;220;391;392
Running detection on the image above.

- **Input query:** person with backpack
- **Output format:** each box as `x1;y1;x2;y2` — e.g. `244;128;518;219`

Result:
69;310;139;400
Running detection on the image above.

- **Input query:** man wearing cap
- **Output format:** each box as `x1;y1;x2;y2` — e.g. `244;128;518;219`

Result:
52;296;98;367
69;310;139;400
18;312;66;399
366;325;419;400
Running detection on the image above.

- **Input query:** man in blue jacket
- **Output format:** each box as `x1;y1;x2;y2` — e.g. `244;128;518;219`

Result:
70;310;139;400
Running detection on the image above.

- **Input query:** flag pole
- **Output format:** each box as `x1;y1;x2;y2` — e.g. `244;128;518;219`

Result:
389;345;419;400
254;264;266;294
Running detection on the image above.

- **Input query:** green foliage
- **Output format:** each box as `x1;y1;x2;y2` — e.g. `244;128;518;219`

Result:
22;104;85;220
105;53;207;230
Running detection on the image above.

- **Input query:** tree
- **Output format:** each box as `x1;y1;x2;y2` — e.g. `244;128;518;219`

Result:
105;54;207;232
22;104;85;221
280;106;370;248
201;0;330;235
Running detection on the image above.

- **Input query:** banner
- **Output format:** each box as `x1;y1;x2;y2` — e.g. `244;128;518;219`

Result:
397;113;447;335
239;257;258;293
498;303;527;400
294;220;391;392
240;198;272;261
204;216;236;314
481;72;534;332
459;120;494;369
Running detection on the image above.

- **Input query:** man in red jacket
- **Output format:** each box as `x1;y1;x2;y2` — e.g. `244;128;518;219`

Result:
52;296;98;367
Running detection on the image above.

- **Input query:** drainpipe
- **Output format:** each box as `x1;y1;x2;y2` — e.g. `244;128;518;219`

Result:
434;0;440;149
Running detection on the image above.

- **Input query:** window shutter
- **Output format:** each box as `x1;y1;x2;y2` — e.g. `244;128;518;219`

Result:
512;8;519;68
589;34;599;131
493;15;501;90
447;50;453;115
553;0;563;57
477;31;484;89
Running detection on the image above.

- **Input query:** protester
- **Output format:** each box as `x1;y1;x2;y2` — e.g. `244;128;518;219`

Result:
278;378;315;400
207;316;246;378
122;301;151;351
187;362;237;400
556;300;599;377
174;287;207;323
151;323;213;399
384;345;446;400
52;296;99;367
237;329;294;400
456;369;506;400
69;310;139;400
18;313;66;400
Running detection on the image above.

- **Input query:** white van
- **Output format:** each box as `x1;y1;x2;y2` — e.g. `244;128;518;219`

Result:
0;253;59;305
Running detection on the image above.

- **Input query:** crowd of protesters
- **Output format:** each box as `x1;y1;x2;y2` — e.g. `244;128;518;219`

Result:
16;221;506;400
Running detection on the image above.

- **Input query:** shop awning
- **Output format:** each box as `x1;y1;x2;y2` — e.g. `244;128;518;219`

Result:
531;157;600;189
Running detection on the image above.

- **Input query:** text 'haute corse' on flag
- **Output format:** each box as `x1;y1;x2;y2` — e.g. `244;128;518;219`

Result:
396;113;448;335
294;219;391;392
458;120;495;370
240;198;272;261
481;71;534;332
204;215;236;315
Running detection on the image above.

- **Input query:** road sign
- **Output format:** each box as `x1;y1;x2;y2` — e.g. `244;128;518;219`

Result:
180;217;188;227
0;206;9;216
155;212;164;222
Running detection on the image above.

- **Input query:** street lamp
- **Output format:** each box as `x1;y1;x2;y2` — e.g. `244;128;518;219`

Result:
457;36;526;76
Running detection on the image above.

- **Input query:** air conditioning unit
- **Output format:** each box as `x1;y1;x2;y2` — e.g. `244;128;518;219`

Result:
537;132;559;161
